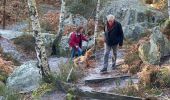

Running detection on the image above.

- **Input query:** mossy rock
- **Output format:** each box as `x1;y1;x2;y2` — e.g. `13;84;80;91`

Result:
162;19;170;39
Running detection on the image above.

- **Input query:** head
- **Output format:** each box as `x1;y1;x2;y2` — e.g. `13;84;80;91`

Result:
76;26;84;33
106;14;115;25
72;25;77;30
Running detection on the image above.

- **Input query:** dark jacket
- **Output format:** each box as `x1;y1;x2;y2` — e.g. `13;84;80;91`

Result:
104;20;124;46
69;32;87;50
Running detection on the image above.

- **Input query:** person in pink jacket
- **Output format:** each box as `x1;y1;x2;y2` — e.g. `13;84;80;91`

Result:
69;26;88;59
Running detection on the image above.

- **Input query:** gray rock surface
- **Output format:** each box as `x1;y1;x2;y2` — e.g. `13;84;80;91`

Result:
7;61;42;93
138;27;170;65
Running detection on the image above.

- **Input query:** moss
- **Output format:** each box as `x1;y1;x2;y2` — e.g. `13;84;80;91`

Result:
162;19;170;39
32;83;54;99
159;66;170;87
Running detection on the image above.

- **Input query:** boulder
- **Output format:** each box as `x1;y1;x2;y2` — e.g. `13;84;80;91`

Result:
138;27;170;65
99;0;164;40
123;24;146;40
6;61;42;93
64;14;88;27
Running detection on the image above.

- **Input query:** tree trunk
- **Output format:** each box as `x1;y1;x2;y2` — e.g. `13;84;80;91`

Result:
168;0;170;19
94;0;100;53
3;0;6;29
27;0;51;82
52;0;65;55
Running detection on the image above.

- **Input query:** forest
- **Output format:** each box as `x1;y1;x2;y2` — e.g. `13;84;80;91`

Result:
0;0;170;100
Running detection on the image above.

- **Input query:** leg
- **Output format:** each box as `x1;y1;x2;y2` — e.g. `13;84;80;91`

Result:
101;43;111;72
77;47;83;57
71;48;76;60
112;45;118;69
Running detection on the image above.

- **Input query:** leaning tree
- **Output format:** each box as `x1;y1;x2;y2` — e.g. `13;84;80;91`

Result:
52;0;65;55
27;0;51;82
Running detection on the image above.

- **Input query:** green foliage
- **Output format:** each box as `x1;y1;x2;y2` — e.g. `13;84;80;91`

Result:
55;61;84;83
32;83;54;99
13;34;35;53
125;51;140;65
0;71;8;83
162;19;170;37
0;85;21;100
144;0;153;4
160;67;170;87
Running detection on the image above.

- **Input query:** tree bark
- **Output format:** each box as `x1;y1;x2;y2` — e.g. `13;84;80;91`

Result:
52;0;65;55
3;0;6;29
27;0;51;82
168;0;170;19
94;0;100;53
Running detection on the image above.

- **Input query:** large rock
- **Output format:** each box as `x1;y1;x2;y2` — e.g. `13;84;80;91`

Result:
64;14;88;27
123;24;146;40
138;27;170;65
6;61;42;93
99;0;164;40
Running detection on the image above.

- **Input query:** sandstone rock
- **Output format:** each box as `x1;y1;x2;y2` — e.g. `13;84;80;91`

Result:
138;27;170;65
7;61;42;93
99;0;164;40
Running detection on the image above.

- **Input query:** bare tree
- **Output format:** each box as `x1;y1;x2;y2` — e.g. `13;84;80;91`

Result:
94;0;100;52
3;0;6;29
168;0;170;19
52;0;65;55
27;0;51;82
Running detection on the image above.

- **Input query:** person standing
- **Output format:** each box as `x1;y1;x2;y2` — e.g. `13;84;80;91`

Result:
100;14;124;72
69;26;88;60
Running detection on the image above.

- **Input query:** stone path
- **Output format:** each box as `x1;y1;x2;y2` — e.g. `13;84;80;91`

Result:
77;49;140;99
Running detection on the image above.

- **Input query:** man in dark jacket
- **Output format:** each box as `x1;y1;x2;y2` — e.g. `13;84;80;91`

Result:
100;14;124;72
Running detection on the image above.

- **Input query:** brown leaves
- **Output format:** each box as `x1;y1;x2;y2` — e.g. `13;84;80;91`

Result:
0;56;14;75
138;65;160;87
74;48;95;68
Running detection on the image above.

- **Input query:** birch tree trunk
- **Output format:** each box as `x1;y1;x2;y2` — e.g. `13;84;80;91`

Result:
52;0;65;55
94;0;100;52
27;0;51;82
168;0;170;19
3;0;6;29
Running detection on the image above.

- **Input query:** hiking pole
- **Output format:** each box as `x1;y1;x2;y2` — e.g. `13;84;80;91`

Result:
66;66;74;82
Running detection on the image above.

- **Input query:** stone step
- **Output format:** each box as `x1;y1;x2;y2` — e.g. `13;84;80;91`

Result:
76;89;143;100
85;75;131;84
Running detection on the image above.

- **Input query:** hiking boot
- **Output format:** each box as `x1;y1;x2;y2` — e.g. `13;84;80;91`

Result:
112;64;116;70
100;67;107;72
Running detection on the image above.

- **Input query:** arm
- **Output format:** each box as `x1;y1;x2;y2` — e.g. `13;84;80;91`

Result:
119;23;124;46
81;34;88;41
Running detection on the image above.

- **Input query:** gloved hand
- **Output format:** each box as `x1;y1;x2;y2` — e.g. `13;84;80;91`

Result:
88;37;92;41
75;45;79;49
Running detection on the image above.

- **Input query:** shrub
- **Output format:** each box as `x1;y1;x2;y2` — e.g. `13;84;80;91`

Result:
162;19;170;40
32;83;54;99
2;53;20;66
124;46;142;74
0;85;21;100
159;66;170;87
56;61;84;83
138;65;160;88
